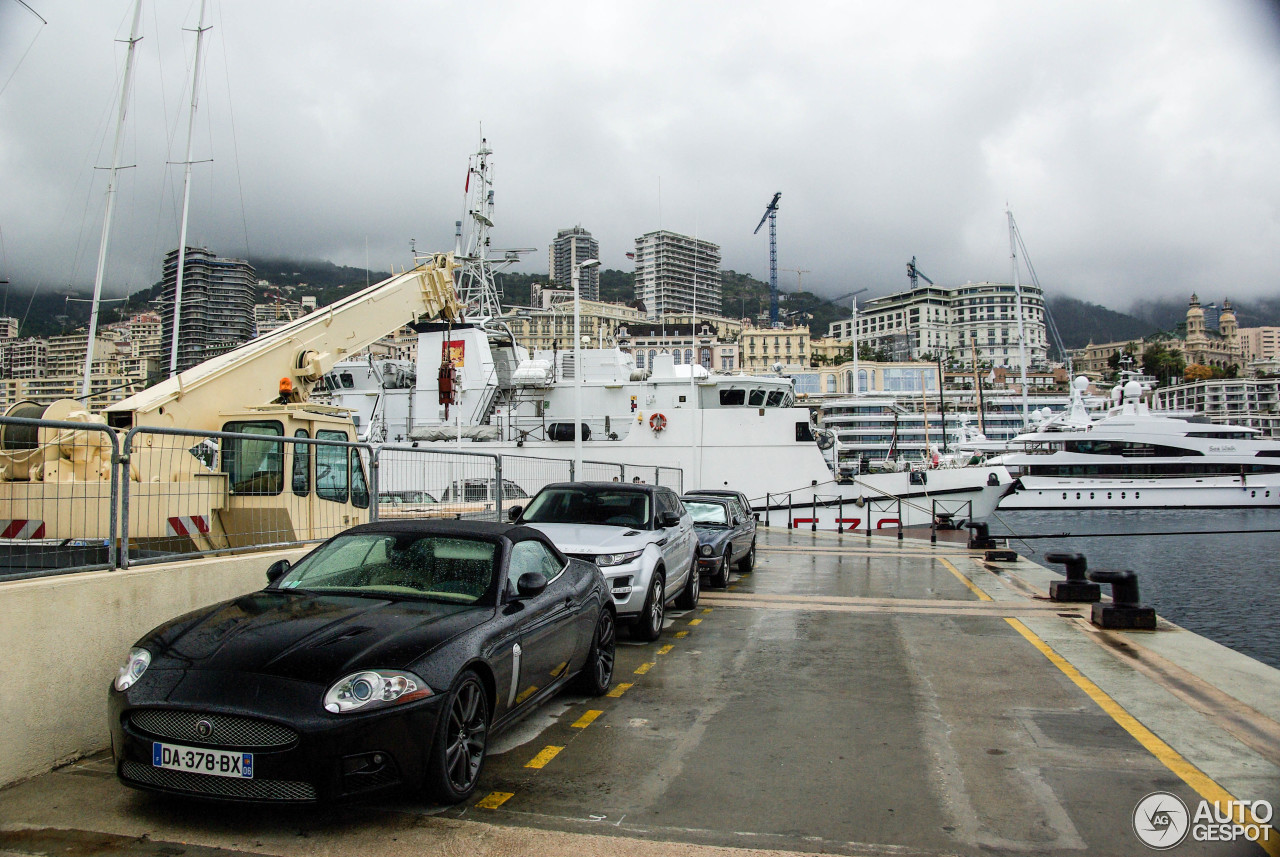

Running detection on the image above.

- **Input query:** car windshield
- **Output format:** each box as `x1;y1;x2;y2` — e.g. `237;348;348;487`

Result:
276;533;496;604
521;487;650;528
684;501;729;525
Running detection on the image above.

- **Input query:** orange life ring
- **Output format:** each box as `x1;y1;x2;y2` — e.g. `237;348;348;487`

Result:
649;412;667;432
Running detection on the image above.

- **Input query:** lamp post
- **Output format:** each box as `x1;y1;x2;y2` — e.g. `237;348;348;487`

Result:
572;258;600;479
845;288;868;393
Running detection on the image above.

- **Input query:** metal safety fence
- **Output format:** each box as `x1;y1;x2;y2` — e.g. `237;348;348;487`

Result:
0;414;687;580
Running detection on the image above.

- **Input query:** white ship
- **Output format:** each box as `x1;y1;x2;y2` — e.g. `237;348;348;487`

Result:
997;379;1280;509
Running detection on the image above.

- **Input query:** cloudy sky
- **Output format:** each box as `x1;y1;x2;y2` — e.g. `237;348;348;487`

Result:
1;1;1278;312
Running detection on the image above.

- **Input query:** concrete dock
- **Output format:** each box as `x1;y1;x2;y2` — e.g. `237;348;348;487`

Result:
1;526;1277;856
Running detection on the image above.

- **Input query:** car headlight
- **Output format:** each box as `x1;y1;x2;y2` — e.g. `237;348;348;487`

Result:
114;647;151;692
324;669;432;714
699;544;714;557
595;549;643;567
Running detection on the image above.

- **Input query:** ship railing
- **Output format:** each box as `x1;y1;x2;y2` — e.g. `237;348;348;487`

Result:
0;413;121;578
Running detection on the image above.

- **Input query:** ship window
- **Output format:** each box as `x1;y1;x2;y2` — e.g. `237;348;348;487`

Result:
339;373;354;389
316;429;350;504
748;389;767;407
796;422;816;443
767;390;786;407
222;420;284;496
720;389;746;406
292;430;310;497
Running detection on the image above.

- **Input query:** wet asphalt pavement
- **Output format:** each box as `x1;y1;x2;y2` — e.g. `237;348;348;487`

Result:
0;526;1275;856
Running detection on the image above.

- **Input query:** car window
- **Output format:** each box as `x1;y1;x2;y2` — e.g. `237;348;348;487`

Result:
507;540;563;590
278;533;496;604
684;501;728;524
522;488;650;528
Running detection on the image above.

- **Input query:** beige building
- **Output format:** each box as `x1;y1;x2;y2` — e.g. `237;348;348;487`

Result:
0;317;17;340
622;322;740;372
739;324;810;372
809;336;850;367
1179;294;1243;370
502;299;648;354
1;338;48;379
1240;327;1280;363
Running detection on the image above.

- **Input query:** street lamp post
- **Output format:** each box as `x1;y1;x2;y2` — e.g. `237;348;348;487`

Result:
572;258;600;479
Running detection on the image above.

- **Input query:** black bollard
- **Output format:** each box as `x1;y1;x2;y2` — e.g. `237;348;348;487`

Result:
1086;569;1157;630
1044;552;1101;602
966;521;998;550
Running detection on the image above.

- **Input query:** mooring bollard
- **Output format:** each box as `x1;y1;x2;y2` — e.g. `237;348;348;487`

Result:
1044;552;1101;602
1086;568;1157;630
966;521;998;550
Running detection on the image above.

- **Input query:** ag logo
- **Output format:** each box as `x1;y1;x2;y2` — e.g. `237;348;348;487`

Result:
1133;792;1190;849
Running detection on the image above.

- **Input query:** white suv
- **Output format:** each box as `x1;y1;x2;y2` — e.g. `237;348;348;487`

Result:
512;482;698;641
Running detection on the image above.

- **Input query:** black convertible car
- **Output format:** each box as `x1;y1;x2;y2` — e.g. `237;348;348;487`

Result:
108;520;616;804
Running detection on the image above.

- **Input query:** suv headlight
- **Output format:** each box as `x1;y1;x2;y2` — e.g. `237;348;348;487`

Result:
114;647;151;692
324;669;432;714
595;549;643;567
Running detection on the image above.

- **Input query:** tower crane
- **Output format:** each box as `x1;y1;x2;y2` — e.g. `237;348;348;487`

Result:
906;256;934;289
753;192;782;325
780;267;811;292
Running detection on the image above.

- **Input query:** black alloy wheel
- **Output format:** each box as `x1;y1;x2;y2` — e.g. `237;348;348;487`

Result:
677;556;700;609
578;608;616;695
635;571;665;641
711;554;731;588
427;670;489;803
738;540;756;573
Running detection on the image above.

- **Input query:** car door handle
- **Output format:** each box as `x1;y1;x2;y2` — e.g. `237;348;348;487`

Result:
655;537;668;546
564;596;573;608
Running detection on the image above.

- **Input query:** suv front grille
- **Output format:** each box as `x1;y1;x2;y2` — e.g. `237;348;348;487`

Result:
129;709;298;749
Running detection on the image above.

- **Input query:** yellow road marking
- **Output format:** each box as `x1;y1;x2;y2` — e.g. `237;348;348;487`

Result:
572;709;602;729
475;791;514;809
939;557;992;601
658;644;674;655
675;631;689;638
524;745;563;769
606;682;633;697
1006;619;1278;854
701;607;713;614
688;618;702;626
727;585;738;590
634;662;654;675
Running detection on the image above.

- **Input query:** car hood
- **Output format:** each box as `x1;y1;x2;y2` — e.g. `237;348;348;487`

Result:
142;591;490;685
693;526;733;549
524;522;651;554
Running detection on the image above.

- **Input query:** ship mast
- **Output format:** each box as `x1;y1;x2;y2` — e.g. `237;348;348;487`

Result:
168;0;211;378
450;138;534;322
1007;209;1029;426
82;0;143;399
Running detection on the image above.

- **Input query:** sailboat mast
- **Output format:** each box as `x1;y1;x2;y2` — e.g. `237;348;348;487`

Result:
82;0;143;399
1007;209;1029;425
168;0;210;378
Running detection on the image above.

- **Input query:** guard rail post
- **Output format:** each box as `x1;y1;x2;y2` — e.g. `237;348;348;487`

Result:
494;455;503;523
765;494;770;528
897;499;903;540
120;429;136;569
369;446;380;522
811;494;817;532
837;495;844;534
865;503;871;538
930;499;937;544
787;494;793;529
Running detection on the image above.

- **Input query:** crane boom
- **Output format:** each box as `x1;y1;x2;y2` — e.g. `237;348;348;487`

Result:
105;253;462;430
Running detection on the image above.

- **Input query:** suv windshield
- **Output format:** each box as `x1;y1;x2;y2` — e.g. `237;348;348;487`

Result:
521;487;651;528
684;500;729;525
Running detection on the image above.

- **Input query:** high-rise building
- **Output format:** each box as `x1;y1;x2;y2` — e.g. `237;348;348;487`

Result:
158;247;257;373
632;230;721;320
548;227;601;301
0;317;18;340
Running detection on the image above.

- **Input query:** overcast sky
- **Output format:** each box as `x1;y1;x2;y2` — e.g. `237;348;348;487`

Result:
2;1;1278;314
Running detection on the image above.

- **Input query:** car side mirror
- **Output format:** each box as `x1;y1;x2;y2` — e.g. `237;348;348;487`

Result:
507;504;523;522
515;572;547;599
659;511;680;528
266;559;290;584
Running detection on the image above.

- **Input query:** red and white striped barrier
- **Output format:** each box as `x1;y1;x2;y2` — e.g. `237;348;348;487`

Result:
0;519;46;539
166;516;210;537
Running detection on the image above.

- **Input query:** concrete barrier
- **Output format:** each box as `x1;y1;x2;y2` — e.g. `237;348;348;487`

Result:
0;548;310;789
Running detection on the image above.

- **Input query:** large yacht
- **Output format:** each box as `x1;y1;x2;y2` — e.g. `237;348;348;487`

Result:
997;380;1280;509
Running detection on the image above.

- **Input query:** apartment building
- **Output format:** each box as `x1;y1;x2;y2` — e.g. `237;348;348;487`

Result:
739;323;809;373
158;247;257;373
548;227;600;301
623;322;739;372
633;230;721;319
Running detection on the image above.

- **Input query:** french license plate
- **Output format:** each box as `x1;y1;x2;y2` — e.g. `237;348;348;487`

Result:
152;742;253;779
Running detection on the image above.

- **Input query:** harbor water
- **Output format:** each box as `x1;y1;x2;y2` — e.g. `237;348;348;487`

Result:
988;508;1280;669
